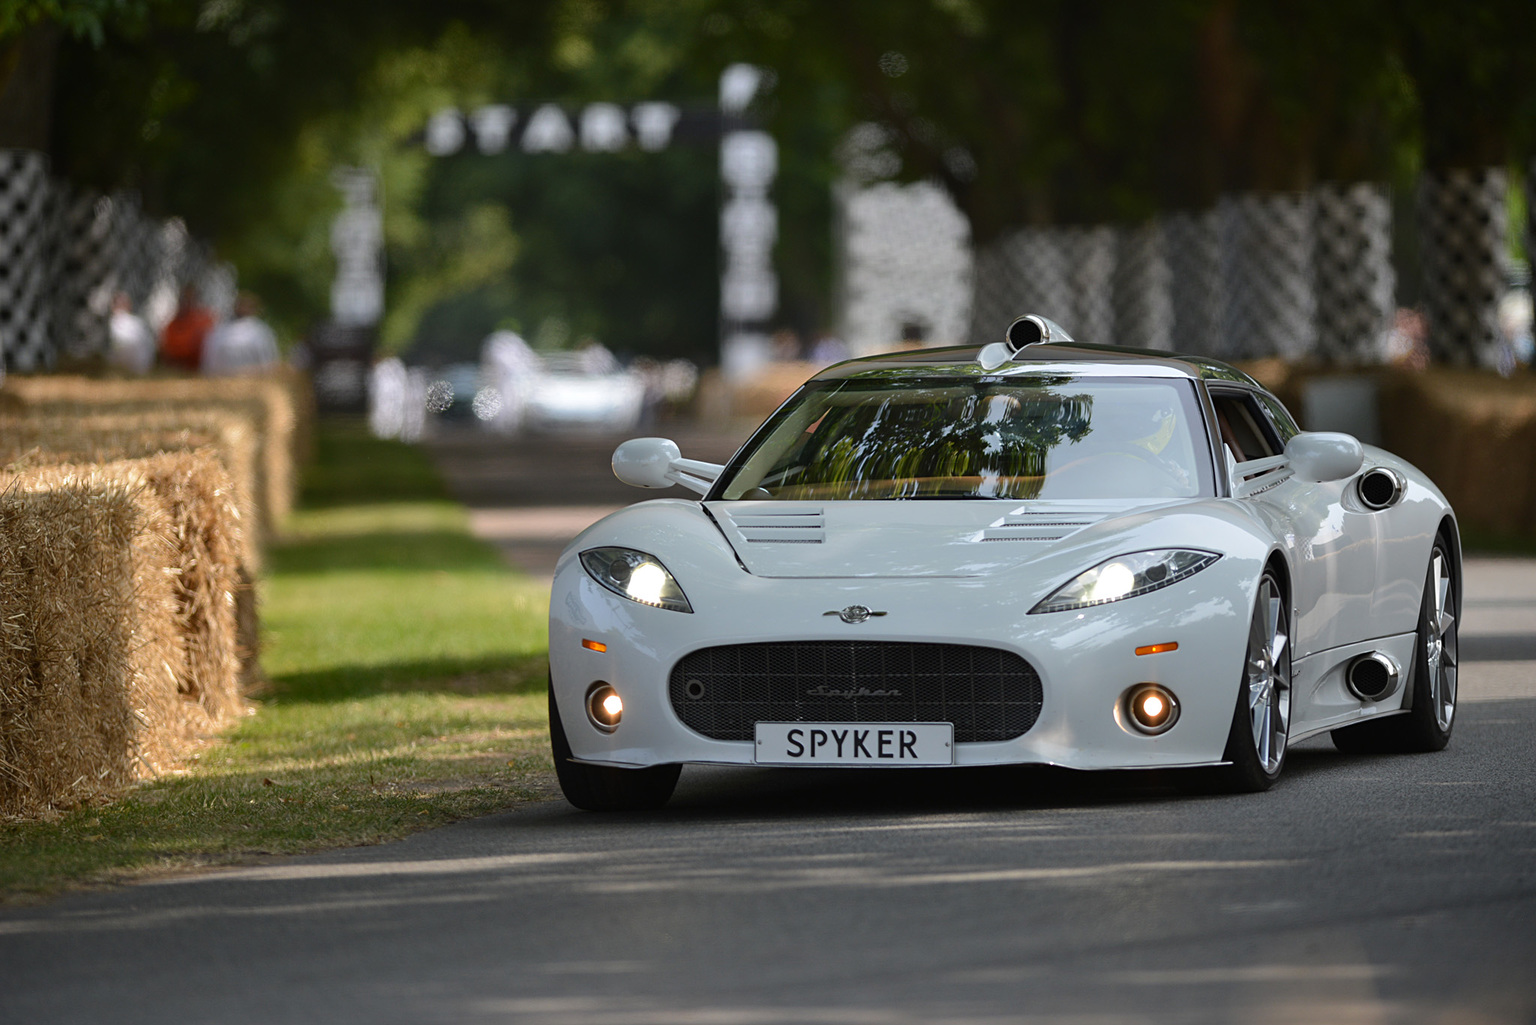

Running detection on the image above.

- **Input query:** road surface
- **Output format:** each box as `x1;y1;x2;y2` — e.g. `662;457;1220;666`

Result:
2;426;1533;1024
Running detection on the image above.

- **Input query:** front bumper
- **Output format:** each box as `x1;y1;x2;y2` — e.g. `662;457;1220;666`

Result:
549;557;1258;772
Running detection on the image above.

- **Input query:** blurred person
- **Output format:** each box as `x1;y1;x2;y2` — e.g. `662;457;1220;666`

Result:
1498;287;1533;368
1381;308;1429;371
809;330;850;365
481;329;540;433
575;339;619;374
771;328;803;361
202;292;279;376
107;292;155;374
160;284;216;371
896;319;929;351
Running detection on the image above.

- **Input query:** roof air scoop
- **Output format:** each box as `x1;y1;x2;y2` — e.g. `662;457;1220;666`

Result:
977;315;1075;370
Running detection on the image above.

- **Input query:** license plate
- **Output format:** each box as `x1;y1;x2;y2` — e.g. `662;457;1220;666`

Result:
754;722;953;766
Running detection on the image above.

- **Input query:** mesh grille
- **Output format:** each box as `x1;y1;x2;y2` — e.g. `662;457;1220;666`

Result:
669;641;1043;743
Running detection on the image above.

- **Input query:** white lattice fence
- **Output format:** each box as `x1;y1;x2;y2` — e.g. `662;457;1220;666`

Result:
838;180;972;353
0;150;57;371
1062;226;1116;344
1163;210;1224;356
1217;192;1317;361
973;227;1076;344
0;154;236;369
112;192;162;318
1112;221;1172;351
1313;183;1395;362
53;189;120;360
972;184;1413;362
1417;168;1509;364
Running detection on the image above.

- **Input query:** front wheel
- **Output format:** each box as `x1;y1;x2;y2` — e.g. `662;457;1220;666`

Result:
548;682;680;812
1220;570;1291;792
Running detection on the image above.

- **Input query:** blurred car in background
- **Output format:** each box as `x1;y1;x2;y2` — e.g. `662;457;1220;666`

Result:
523;351;646;432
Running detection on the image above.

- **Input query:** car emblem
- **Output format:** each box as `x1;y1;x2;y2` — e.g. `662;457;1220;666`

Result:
824;605;887;624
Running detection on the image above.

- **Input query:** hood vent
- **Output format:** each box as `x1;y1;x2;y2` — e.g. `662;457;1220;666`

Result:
978;508;1102;542
722;508;825;544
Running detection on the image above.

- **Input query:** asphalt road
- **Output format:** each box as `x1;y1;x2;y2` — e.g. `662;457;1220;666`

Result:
3;427;1534;1025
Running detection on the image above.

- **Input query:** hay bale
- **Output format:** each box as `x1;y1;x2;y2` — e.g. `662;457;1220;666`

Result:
1378;368;1536;536
0;410;264;567
0;417;265;691
134;451;252;714
0;373;302;533
1232;358;1307;420
0;466;187;816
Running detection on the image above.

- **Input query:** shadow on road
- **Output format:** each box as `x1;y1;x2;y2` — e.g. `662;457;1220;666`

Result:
530;743;1353;824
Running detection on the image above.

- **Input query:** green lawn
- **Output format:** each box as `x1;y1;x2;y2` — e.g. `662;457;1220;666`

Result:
0;425;556;900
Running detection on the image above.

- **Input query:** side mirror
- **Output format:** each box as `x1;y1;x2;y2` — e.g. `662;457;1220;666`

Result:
612;438;725;495
1285;431;1364;483
613;437;680;489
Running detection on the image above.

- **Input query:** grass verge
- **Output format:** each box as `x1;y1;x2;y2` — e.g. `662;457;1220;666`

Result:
0;424;554;901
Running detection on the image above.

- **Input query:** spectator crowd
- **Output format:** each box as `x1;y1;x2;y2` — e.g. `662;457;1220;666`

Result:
107;286;280;377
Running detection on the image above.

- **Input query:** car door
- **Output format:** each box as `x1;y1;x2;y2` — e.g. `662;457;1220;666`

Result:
1211;386;1379;661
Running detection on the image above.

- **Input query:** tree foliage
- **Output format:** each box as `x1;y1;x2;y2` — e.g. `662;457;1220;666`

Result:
14;0;1536;359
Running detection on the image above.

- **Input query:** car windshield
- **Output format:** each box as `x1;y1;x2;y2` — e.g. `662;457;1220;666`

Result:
714;374;1213;501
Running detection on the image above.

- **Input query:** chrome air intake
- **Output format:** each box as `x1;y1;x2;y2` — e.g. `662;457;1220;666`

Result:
1345;652;1399;701
1357;467;1405;511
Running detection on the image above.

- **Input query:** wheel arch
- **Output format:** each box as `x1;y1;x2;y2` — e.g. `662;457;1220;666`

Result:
1436;514;1463;592
1263;549;1292;608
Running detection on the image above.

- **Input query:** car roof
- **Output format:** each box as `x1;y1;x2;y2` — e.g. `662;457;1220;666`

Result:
808;342;1263;388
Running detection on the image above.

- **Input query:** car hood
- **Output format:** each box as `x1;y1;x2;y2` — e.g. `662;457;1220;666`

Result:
704;499;1198;578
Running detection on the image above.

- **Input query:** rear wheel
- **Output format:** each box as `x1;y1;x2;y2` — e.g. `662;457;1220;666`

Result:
1221;570;1291;792
549;681;680;812
1331;538;1458;754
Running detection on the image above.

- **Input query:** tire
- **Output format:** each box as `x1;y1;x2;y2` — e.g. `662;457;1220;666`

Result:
1331;538;1458;755
1220;570;1292;792
548;681;681;812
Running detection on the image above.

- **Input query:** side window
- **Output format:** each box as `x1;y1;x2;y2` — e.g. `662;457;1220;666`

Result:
1255;392;1300;443
1211;391;1281;462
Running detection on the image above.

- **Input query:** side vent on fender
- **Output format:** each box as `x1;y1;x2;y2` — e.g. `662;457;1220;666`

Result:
722;509;825;544
978;509;1103;542
1357;467;1405;511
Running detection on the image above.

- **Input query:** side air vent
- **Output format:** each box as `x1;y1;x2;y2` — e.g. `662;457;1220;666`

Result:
1345;652;1399;701
1357;467;1405;511
979;510;1101;542
724;509;824;544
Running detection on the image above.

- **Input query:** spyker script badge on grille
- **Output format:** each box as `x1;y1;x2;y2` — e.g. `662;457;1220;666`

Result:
824;605;888;624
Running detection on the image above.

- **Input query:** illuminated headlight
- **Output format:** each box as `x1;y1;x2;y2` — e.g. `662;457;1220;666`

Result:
1030;549;1220;614
579;547;693;613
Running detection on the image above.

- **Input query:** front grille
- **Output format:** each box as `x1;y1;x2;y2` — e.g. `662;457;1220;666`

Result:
669;641;1043;743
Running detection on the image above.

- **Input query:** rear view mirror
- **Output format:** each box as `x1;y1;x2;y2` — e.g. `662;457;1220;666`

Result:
1285;431;1364;483
612;438;724;495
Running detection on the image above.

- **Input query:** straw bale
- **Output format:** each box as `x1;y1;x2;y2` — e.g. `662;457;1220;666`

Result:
133;451;251;715
0;410;264;567
0;465;187;816
1378;368;1536;537
0;373;302;533
1232;358;1306;419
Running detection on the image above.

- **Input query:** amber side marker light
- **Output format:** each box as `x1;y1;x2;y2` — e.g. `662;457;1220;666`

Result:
582;639;608;653
1135;642;1179;656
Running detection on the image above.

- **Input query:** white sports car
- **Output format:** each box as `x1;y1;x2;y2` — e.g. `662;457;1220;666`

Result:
548;316;1461;810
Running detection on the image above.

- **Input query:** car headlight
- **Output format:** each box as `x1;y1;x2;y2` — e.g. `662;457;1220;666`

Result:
579;547;694;613
1029;549;1220;614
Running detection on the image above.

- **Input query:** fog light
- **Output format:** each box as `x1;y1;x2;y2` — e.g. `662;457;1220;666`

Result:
586;683;623;733
1124;683;1180;735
